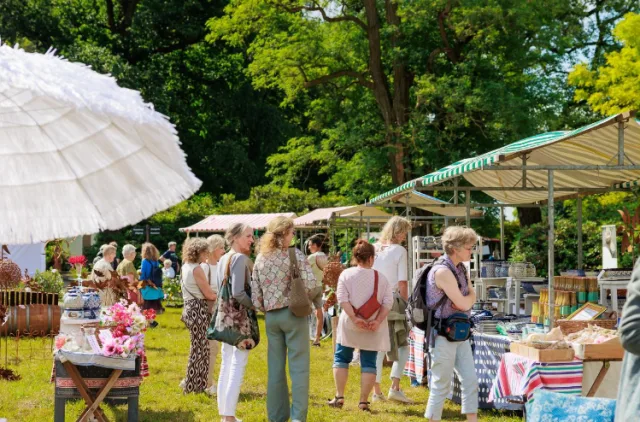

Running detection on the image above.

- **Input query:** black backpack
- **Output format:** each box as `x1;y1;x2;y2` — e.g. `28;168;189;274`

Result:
406;257;448;333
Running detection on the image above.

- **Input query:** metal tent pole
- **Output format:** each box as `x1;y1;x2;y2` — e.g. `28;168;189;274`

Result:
500;206;505;260
548;170;555;328
465;189;471;226
366;218;371;242
577;196;583;270
618;120;625;165
405;193;414;282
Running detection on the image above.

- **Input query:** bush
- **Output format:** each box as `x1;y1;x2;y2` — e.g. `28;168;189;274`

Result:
33;270;64;295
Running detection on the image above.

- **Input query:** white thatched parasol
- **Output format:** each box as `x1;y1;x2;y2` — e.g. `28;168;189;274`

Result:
0;43;202;244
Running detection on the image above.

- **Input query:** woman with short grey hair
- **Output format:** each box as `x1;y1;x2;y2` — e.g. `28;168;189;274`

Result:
425;226;478;422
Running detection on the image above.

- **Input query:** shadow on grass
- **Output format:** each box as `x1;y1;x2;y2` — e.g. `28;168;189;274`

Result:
145;346;169;352
113;408;196;422
239;390;267;401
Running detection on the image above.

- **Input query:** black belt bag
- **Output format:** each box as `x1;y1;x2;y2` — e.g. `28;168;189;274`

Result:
437;312;471;342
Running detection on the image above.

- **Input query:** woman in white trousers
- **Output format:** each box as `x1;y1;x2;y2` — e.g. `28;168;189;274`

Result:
216;223;255;422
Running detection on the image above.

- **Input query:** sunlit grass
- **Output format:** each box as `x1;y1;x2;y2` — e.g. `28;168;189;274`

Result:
0;307;521;421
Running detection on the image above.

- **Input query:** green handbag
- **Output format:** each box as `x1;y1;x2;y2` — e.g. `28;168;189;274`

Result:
206;253;260;350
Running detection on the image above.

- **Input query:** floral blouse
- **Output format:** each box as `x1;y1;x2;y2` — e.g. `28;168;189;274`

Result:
251;248;317;312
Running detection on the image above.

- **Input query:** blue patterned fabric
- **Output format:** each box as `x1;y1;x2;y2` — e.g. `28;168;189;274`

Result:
526;389;616;422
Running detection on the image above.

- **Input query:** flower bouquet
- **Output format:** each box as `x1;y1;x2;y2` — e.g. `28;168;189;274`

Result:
69;255;88;277
98;300;155;358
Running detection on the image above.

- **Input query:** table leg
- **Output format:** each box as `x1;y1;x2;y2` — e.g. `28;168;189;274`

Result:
599;286;606;307
586;361;610;397
611;289;619;314
54;397;66;422
62;361;107;422
128;396;139;422
77;369;123;422
515;280;521;315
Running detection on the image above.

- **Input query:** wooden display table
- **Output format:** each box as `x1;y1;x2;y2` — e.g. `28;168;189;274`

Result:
54;352;140;422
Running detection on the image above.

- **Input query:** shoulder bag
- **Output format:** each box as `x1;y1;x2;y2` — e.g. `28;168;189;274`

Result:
353;270;382;320
207;253;260;350
288;248;314;317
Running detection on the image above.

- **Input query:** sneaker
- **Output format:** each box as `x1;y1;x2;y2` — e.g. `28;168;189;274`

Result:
388;388;414;404
410;378;421;387
372;393;386;402
205;384;217;396
179;379;186;389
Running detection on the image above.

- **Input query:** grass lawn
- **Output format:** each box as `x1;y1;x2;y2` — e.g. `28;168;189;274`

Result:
0;307;522;421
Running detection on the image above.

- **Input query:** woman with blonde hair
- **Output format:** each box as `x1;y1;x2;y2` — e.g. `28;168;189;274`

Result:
252;216;320;422
216;223;255;422
180;237;218;394
425;226;478;422
91;244;118;306
139;242;164;313
372;216;414;403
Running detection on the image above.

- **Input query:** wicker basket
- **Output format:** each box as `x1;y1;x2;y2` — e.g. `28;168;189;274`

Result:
554;319;617;335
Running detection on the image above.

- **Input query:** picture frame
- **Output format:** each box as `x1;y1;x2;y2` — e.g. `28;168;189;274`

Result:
566;303;608;321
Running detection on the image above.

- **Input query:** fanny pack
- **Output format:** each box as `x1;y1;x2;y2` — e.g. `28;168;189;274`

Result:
353;270;381;319
437;312;471;342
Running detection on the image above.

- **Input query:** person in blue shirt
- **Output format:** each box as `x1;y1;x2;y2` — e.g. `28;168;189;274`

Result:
140;242;164;316
160;241;181;275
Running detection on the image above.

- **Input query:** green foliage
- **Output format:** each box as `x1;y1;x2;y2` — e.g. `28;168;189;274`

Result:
217;185;345;214
163;277;183;307
32;269;64;295
569;13;640;115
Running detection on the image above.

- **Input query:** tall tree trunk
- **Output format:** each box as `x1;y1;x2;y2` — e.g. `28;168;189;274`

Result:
518;207;542;227
363;0;409;185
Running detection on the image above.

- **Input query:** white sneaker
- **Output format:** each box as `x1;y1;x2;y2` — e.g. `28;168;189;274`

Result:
205;384;217;396
179;379;186;389
372;393;386;402
388;388;414;404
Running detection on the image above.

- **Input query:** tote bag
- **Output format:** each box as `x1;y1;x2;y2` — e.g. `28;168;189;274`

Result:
207;253;260;350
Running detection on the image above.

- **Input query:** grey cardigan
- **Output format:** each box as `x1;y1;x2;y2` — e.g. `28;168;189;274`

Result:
216;251;254;309
615;262;640;421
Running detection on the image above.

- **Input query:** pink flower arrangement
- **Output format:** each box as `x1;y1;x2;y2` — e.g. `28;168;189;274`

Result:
100;299;150;358
69;255;88;266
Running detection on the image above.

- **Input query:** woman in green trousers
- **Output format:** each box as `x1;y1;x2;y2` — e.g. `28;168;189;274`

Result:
252;216;321;422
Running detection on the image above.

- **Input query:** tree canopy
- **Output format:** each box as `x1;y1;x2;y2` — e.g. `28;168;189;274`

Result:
569;12;640;115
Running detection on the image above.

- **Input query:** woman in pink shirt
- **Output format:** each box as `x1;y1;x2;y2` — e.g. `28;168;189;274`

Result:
328;240;394;412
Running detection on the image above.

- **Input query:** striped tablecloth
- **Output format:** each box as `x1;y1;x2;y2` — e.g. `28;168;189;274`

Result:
489;352;583;403
404;326;427;384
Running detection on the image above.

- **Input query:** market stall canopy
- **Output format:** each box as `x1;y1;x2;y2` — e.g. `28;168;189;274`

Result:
180;213;297;233
294;205;391;228
370;111;640;205
0;44;201;244
370;190;483;217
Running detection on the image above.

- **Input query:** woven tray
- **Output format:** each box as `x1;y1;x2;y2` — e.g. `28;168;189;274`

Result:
554;319;617;335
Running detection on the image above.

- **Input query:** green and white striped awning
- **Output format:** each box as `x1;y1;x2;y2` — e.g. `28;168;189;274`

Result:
371;111;640;205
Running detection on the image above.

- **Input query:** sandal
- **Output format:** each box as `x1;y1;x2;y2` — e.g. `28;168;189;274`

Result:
358;401;371;412
327;396;344;408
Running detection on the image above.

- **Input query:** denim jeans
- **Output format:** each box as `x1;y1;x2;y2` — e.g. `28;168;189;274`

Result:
333;344;378;374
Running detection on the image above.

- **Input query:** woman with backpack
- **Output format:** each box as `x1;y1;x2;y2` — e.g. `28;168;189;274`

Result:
139;242;164;314
424;226;479;422
252;216;319;422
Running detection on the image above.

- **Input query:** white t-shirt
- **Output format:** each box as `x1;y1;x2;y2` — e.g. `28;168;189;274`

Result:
200;262;218;293
372;243;407;289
